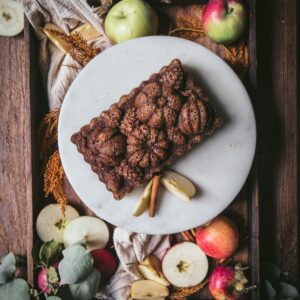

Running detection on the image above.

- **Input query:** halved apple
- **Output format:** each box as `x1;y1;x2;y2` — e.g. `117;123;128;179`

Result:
162;242;208;288
36;204;79;243
63;216;109;251
161;171;196;202
138;255;169;286
0;0;24;37
131;280;169;300
132;180;153;217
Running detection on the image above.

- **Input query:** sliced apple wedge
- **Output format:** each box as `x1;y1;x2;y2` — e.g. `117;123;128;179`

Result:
63;216;109;251
131;280;169;300
162;242;208;288
36;204;79;243
72;23;101;41
161;171;196;202
138;255;169;286
132;180;153;217
42;23;72;54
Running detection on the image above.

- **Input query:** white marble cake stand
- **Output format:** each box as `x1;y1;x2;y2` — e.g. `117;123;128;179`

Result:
58;36;256;234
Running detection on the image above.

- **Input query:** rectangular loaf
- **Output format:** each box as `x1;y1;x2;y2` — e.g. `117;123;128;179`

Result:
71;59;222;199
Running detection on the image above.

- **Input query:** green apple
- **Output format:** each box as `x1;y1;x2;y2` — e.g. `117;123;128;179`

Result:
105;0;158;44
202;0;248;44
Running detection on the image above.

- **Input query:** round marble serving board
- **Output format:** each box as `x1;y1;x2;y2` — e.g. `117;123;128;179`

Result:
58;36;256;234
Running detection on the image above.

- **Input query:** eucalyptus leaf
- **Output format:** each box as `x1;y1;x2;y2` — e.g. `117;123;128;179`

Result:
278;282;299;298
39;240;63;267
30;288;40;300
0;278;30;300
69;268;101;300
58;245;93;284
265;279;276;299
0;252;16;284
262;262;281;283
47;296;62;300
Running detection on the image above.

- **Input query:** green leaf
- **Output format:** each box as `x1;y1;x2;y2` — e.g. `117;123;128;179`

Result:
264;280;276;299
0;278;30;300
48;266;60;284
32;242;43;266
30;288;40;300
58;245;93;284
47;297;62;300
278;282;299;298
69;268;101;300
0;252;16;284
39;240;63;267
262;262;281;283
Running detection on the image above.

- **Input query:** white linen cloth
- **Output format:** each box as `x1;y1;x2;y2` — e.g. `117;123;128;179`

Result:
22;0;111;109
96;229;170;300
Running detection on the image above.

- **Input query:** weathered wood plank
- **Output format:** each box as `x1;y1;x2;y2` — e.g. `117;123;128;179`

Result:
0;23;33;281
257;0;299;284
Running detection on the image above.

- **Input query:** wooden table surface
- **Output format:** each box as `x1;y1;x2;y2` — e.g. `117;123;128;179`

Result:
0;0;298;292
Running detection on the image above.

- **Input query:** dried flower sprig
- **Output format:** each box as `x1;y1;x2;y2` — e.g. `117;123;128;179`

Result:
44;150;68;213
45;28;98;66
169;27;205;39
223;41;249;77
94;0;113;16
170;279;208;300
37;109;60;163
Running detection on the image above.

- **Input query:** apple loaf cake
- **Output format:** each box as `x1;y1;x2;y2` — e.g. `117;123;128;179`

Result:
71;59;223;200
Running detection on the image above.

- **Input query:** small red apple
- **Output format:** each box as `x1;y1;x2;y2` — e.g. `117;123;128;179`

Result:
91;249;118;277
37;268;51;294
37;264;60;294
202;0;248;44
196;215;239;259
209;264;253;300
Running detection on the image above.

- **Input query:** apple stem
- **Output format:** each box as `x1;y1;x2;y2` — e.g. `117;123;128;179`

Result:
241;284;257;294
240;266;251;271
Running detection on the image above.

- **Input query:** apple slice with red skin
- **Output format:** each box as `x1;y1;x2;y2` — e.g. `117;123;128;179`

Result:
195;215;239;259
138;255;170;286
91;249;118;278
162;242;208;288
131;280;169;299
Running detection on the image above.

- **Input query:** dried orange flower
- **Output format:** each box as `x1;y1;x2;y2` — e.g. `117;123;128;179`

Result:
38;110;60;163
44;150;68;213
223;41;249;77
170;279;208;300
44;28;98;66
167;5;249;78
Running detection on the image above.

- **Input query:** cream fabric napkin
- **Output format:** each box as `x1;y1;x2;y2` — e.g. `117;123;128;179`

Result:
22;0;111;109
23;1;171;299
96;229;170;300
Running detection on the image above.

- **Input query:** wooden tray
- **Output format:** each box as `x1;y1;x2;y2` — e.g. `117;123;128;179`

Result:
0;0;259;299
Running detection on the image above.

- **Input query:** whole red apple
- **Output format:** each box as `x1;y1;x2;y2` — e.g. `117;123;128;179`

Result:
91;248;118;278
37;264;60;294
202;0;248;44
209;264;250;300
195;215;239;259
